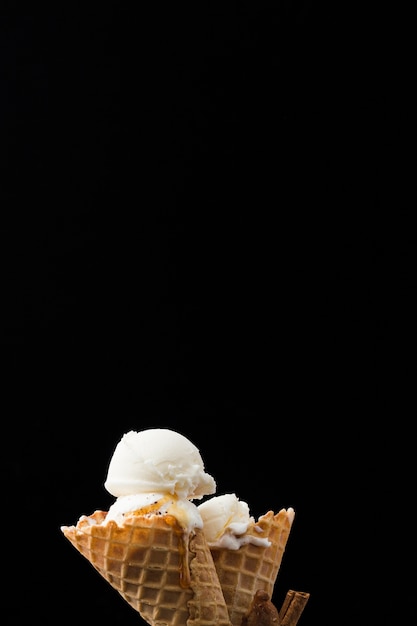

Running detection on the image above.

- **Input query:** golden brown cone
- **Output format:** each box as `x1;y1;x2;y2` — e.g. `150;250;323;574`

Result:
208;509;293;626
61;510;231;626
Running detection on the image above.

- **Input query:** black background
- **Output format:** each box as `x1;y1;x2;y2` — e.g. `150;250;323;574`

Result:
1;3;415;625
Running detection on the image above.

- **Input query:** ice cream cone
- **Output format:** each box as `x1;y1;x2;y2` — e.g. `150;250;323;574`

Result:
61;510;231;626
208;508;294;626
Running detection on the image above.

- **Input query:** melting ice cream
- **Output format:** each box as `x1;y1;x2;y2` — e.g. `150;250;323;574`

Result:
199;493;294;549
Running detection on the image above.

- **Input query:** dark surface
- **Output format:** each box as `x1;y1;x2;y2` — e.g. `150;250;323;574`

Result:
2;3;415;626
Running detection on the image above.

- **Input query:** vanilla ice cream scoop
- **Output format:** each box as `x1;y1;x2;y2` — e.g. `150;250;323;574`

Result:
104;428;216;500
198;493;253;542
198;493;283;549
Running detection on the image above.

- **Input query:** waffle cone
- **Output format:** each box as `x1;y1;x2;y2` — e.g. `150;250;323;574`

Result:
61;510;231;626
208;508;294;626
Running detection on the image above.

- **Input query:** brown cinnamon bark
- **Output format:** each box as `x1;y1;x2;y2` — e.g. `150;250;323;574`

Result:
241;589;310;626
241;589;280;625
279;590;310;626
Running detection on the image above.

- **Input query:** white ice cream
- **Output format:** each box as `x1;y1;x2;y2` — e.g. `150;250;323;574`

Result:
105;428;216;500
198;494;293;550
105;492;204;530
103;429;216;532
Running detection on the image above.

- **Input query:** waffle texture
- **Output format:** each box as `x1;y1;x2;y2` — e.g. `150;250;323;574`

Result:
61;510;231;626
209;509;294;626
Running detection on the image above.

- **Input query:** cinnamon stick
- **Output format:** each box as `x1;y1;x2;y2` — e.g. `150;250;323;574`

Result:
279;590;310;626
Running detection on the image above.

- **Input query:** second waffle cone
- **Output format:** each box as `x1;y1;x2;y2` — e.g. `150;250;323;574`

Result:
208;509;294;626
